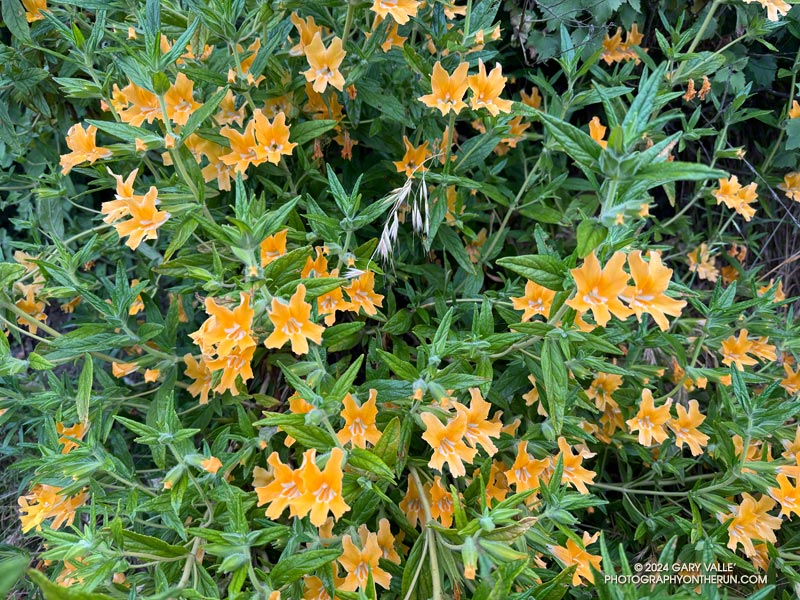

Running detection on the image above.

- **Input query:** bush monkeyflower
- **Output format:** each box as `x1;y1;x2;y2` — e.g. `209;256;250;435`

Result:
626;389;672;446
720;329;775;371
338;532;392;592
429;476;454;527
206;345;255;395
549;531;602;585
467;60;512;116
555;437;596;494
19;485;87;534
667;400;709;456
420;411;477;477
22;0;47;22
505;440;549;493
184;354;213;404
260;229;289;267
419;61;470;115
452;388;502;456
56;422;87;454
393;136;430;177
253;110;297;164
111;186;170;250
713;176;758;222
265;284;325;355
778;172;800;201
337;390;381;448
163;73;203;126
722;494;782;558
256;452;305;520
511;280;556;321
769;474;800;518
399;475;427;528
293;448;350;526
687;243;719;282
289;13;324;57
190;292;256;359
370;0;420;24
743;0;791;21
59;124;113;175
589;116;608;148
344;271;384;316
619;250;686;331
303;33;346;93
566;251;632;328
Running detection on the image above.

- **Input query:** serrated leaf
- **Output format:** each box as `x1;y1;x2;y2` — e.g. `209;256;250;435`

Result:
270;549;342;588
76;354;93;423
497;255;566;291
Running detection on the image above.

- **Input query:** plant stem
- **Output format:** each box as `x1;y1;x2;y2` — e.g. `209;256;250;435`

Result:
342;1;355;43
410;467;442;600
673;0;723;82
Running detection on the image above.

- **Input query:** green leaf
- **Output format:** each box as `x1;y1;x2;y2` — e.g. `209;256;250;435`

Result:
85;119;162;144
0;554;27;598
28;570;114;600
270;549;342;588
28;352;55;370
121;530;189;558
179;86;229;141
328;355;364;402
786;119;800;151
634;161;727;185
542;337;568;436
76;354;93;423
622;64;667;144
376;349;419;381
536;111;601;169
496;255;566;291
290;120;339;145
575;220;607;258
347;448;395;482
2;0;31;45
372;417;400;468
0;263;26;291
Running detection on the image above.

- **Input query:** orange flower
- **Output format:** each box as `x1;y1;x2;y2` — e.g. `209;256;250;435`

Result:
302;249;329;278
184;354;213;404
292;448;350;526
303;33;346;93
429;475;454;527
601;24;645;65
111;186;170;251
253;110;297;164
549;531;602;585
757;279;786;302
205;345;255;395
452;388;502;456
200;141;237;191
667;400;709;456
589;116;608;148
420;411;477;477
337;390;381;448
419;61;470;116
163;73;202;126
370;0;419;24
555;437;596;494
338;532;392;591
18;484;87;533
743;0;791;22
344;271;384;316
467;60;512;116
112;361;137;378
399;475;427;527
265;284;325;355
511;280;556;321
22;0;47;22
260;229;289;267
769;474;800;517
361;518;401;564
377;18;407;52
713;176;758;222
566;251;632;327
144;368;160;383
15;286;46;334
318;275;350;326
520;87;542;109
190;292;256;358
200;456;223;474
393;136;430;177
505;441;548;492
482;460;509;506
59;124;113;175
585;372;622;411
114;82;161;126
723;494;782;557
778;172;800;202
522;375;547;415
781;364;800;395
214;89;246;127
255;452;305;519
619;250;686;331
289;13;324;57
687;243;719;282
626;389;672;446
720;329;772;371
56;422;87;454
220;119;263;174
